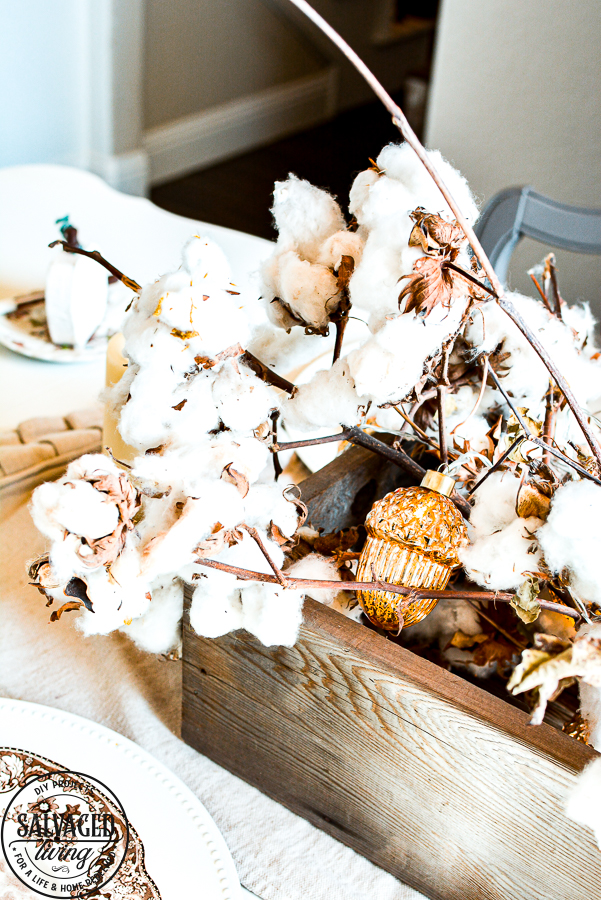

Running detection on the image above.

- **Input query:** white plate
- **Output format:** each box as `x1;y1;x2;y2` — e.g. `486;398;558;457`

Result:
0;698;241;900
0;294;108;363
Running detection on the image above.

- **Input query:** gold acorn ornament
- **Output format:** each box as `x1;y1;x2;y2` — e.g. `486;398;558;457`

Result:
356;470;468;632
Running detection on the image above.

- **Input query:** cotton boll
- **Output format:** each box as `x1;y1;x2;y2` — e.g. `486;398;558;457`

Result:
538;480;601;606
347;297;468;404
285;553;342;604
239;581;304;647
461;516;542;591
190;573;244;638
212;358;278;431
404;597;482;648
271;174;345;260
247;317;334;373
282;358;367;432
348;168;381;222
468;470;521;534
124;579;184;654
181;233;232;284
348;237;410;324
75;564;150;637
317;230;364;271
566;756;601;843
375;143;479;227
243;482;300;537
275;250;340;331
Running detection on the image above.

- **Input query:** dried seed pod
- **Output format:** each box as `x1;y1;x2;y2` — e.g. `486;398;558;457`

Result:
356;471;468;632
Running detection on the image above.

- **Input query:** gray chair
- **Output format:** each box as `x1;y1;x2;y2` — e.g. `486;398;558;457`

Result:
474;186;601;285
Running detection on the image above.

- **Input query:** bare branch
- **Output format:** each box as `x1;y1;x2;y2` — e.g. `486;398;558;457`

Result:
241;524;287;586
48;241;141;292
240;351;296;394
192;557;581;621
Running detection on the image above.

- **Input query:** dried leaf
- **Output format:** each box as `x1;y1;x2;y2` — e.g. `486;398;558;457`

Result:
508;632;601;725
50;600;83;622
408;208;466;257
511;578;541;624
282;484;308;527
171;328;199;340
172;399;187;411
448;630;489;650
314;527;360;557
194;355;217;369
335;255;355;295
269;521;295;548
399;256;456;318
516;482;551;520
471;636;517;672
221;463;249;498
64;577;93;612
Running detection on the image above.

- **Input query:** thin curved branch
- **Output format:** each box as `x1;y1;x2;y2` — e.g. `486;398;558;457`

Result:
48;241;141;292
285;0;601;471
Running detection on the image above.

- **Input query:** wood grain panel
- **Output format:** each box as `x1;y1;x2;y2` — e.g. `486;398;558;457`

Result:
183;597;600;899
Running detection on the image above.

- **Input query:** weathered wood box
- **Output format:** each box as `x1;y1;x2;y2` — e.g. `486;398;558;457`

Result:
182;444;601;900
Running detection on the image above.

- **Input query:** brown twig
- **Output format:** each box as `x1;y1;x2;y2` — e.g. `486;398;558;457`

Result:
285;0;601;472
48;241;141;292
269;409;283;480
392;404;440;450
467;437;524;496
542;382;557;466
530;273;554;313
546;254;564;321
464;598;526;650
240;351;296;394
241;524;287;586
487;365;601;486
272;430;353;452
332;254;354;364
192;558;581;621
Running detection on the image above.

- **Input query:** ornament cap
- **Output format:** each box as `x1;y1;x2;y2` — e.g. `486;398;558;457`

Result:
420;469;455;497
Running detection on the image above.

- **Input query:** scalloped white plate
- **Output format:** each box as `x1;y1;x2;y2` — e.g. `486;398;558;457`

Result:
0;698;242;899
0;295;108;363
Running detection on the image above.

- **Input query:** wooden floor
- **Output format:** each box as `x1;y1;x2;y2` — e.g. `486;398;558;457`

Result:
151;96;408;241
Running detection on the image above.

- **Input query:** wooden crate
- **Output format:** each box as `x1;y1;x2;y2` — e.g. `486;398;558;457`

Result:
182;444;601;900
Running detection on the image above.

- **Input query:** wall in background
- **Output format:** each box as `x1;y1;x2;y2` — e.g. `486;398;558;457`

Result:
144;0;324;129
0;0;89;169
425;0;601;309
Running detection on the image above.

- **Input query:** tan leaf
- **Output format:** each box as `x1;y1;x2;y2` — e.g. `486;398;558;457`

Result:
314;527;360;557
49;600;83;622
516;482;551;520
399;256;457;318
221;463;249;498
194;355;217;369
508;632;601;725
511;578;541;624
282;484;308;527
171;328;199;340
335;255;355;294
269;521;295;548
408;208;465;257
448;630;489;650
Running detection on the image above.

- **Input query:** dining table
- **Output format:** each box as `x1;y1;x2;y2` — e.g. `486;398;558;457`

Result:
0;164;425;900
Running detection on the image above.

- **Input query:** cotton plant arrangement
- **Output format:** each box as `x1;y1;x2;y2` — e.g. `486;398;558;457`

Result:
27;0;601;843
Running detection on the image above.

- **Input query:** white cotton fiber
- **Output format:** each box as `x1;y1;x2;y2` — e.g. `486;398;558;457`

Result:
465;293;601;416
317;230;364;271
538;480;601;605
243;482;300;538
460;471;543;590
123;578;184;654
238;581;305;647
212;358;277;431
190;570;244;639
566;756;601;846
274;250;339;331
347;296;468;404
271;174;345;260
282;358;367;432
286;553;343;604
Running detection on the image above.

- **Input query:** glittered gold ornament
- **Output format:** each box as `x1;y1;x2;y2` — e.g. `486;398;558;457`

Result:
356;471;468;632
